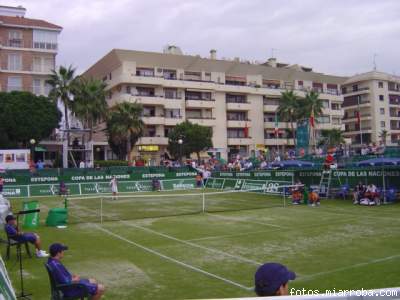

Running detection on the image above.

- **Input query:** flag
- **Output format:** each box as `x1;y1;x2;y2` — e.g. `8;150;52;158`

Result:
274;113;279;136
244;122;249;138
355;111;361;125
310;110;315;128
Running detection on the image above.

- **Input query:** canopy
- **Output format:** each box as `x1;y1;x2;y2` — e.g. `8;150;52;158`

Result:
356;157;400;167
271;159;315;169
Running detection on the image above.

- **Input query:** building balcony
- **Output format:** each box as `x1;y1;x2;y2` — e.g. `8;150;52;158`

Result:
226;120;251;128
165;117;182;126
344;127;372;134
342;87;370;95
342;100;371;109
342;113;372;123
226;102;251;111
263;104;279;112
187;117;216;126
390;126;400;131
389;100;400;106
264;138;295;146
138;136;169;145
227;138;252;145
0;40;58;52
120;94;166;106
264;121;292;129
142;115;165;125
185;99;215;108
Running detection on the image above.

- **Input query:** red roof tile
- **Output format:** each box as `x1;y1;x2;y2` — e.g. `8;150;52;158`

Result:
0;15;62;30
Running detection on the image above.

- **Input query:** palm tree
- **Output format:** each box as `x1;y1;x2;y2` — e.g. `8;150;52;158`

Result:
379;129;388;145
106;102;144;161
277;90;300;147
46;65;76;143
71;77;108;141
320;129;345;147
300;90;324;120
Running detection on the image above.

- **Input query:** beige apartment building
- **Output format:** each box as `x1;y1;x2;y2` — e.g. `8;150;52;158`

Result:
342;71;400;146
0;5;61;94
84;47;345;162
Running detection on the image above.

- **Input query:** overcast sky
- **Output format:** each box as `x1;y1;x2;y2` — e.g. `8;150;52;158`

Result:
4;0;400;76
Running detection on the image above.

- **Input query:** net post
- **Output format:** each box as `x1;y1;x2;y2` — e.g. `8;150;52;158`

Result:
202;192;206;213
100;197;103;224
283;186;286;207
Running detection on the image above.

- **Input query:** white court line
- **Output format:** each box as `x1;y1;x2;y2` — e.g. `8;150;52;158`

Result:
205;212;286;229
67;201;254;291
299;254;400;281
120;220;263;266
72;201;262;266
94;224;254;291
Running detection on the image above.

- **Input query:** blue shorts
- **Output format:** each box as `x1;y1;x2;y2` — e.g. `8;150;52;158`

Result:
64;279;98;297
16;233;37;244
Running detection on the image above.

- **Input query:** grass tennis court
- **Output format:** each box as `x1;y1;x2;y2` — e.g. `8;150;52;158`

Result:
4;189;400;300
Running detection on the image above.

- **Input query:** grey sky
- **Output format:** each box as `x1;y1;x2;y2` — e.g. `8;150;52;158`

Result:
4;0;400;76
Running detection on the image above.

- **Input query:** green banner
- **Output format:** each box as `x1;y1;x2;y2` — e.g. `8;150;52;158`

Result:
22;200;39;228
296;119;309;155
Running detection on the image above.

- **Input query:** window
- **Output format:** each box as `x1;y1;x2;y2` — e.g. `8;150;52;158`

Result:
331;103;341;110
44;83;52;96
8;54;22;70
33;30;58;50
378;82;384;88
379;95;384;101
8;30;22;47
332;117;341;125
164;109;180;118
381;121;386;128
43;57;54;72
33;79;41;95
317;115;330;124
352;85;358;92
7;76;22;91
380;108;385;115
322;100;330;109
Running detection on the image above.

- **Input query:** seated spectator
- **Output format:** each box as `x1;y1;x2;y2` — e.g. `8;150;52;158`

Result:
195;173;203;188
47;243;105;300
152;177;161;191
365;183;380;205
353;181;366;204
4;215;48;257
254;262;296;297
260;160;268;169
291;180;303;205
308;189;320;207
36;160;44;170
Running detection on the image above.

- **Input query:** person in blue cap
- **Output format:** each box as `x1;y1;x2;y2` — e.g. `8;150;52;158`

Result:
47;243;105;300
254;262;296;296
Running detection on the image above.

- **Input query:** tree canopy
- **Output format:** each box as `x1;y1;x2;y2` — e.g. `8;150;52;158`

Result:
167;121;213;161
106;102;144;160
0;91;61;148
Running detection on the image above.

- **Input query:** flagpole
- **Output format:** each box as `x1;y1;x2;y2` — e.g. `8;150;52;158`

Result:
358;95;363;146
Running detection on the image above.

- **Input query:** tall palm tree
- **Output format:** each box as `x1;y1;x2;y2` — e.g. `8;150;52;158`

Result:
46;65;76;143
301;90;324;121
71;77;108;141
106;102;144;161
379;129;388;145
277;90;300;147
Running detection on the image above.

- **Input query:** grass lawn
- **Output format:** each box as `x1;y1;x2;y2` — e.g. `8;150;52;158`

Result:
3;190;400;299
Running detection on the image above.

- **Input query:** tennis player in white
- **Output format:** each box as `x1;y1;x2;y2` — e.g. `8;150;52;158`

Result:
109;176;118;200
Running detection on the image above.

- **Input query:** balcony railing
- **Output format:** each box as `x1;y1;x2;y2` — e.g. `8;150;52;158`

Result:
227;117;250;121
185;97;214;101
342;87;370;94
186;116;215;120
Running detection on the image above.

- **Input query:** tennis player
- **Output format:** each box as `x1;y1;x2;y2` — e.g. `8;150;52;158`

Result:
109;176;118;200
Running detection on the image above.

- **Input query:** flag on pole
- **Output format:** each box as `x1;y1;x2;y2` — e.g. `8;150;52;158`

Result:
355;111;361;125
244;122;249;138
310;110;315;128
274;113;279;136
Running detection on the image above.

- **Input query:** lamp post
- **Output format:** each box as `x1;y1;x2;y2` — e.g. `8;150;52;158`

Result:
29;138;36;165
178;138;183;165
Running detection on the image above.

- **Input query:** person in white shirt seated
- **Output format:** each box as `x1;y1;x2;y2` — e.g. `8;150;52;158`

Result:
361;183;380;205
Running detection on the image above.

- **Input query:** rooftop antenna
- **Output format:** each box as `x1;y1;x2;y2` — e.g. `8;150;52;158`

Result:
373;53;377;71
271;48;277;59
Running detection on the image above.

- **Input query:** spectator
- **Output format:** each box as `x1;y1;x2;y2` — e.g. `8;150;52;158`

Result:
152;177;161;192
308;189;320;207
254;262;296;297
195;173;203;188
202;169;211;187
291;179;303;205
353;181;366;204
59;181;68;196
79;160;85;169
0;176;4;194
365;183;380;205
4;215;48;257
36;159;44;170
47;243;105;300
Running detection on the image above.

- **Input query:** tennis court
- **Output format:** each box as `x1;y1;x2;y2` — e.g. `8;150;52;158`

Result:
4;188;400;300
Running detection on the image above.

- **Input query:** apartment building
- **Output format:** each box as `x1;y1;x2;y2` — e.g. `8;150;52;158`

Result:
0;5;62;95
342;71;400;146
83;47;345;162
